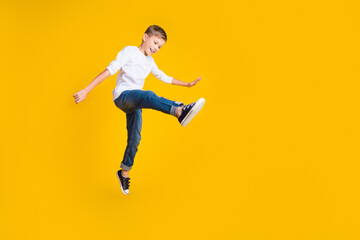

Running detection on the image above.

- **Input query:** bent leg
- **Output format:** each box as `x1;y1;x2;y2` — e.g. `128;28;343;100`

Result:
121;109;142;170
115;90;183;117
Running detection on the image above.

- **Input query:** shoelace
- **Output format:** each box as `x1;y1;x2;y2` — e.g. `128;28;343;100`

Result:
123;178;130;189
183;102;195;112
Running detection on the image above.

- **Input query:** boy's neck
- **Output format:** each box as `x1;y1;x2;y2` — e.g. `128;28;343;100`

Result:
138;46;148;56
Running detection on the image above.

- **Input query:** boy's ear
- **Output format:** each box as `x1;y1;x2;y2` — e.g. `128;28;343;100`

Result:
143;33;148;42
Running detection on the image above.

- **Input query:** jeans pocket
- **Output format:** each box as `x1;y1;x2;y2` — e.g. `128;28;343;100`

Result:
114;97;124;110
115;91;129;111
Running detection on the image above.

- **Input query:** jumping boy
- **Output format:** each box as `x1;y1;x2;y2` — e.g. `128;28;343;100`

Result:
73;25;205;195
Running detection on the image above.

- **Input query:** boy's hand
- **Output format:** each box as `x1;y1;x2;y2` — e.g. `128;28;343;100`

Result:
73;89;88;104
187;77;202;88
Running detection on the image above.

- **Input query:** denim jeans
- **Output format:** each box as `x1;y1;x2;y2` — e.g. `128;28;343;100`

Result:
114;90;183;170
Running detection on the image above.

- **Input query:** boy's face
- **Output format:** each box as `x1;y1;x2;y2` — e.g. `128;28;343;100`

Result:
141;33;166;56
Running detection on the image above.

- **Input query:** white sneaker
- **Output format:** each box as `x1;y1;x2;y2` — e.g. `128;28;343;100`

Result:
116;170;130;195
178;98;205;127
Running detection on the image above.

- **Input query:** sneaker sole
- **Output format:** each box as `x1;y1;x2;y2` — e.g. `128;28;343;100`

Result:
116;172;129;195
181;98;205;127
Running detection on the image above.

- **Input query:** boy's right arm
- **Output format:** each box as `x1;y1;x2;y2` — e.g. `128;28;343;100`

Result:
73;68;111;104
74;47;129;104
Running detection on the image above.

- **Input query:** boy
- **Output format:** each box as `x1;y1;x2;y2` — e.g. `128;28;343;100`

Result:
73;25;205;195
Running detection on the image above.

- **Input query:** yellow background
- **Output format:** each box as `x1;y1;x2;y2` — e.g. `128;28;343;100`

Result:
1;0;359;239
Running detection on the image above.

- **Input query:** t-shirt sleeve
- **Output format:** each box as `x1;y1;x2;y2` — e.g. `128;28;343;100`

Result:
150;59;173;84
106;46;131;75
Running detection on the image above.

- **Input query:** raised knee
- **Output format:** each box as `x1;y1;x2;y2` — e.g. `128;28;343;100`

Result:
145;91;157;99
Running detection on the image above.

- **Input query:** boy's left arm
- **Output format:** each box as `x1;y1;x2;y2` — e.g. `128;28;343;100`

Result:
151;60;202;87
171;77;202;88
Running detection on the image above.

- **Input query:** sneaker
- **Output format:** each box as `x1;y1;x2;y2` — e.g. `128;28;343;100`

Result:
116;170;130;195
178;98;205;127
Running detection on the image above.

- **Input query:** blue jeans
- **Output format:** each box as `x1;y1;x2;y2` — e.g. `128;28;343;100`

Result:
114;90;183;170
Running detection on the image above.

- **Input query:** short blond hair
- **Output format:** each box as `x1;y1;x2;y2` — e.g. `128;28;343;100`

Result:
143;25;167;42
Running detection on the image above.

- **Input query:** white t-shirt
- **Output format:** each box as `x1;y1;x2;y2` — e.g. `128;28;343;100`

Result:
106;46;173;101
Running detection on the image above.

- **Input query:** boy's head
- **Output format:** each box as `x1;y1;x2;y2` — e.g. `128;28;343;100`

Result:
139;25;167;56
